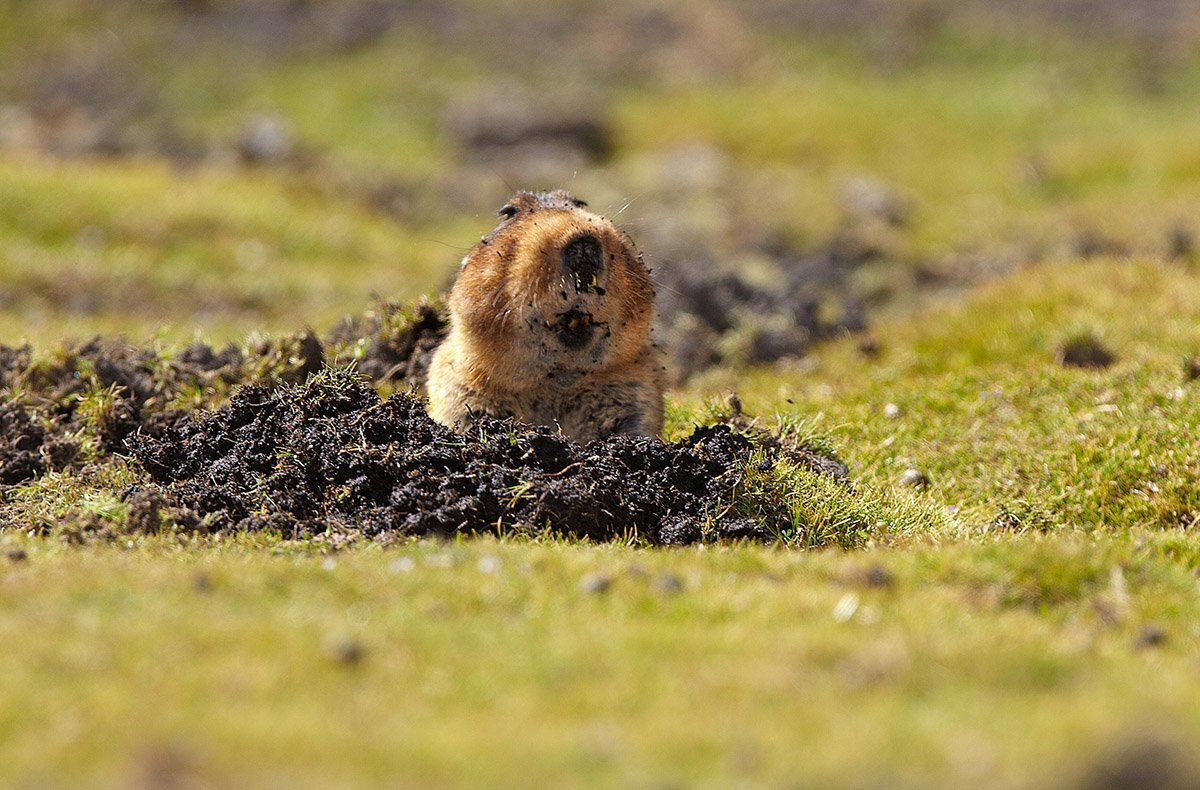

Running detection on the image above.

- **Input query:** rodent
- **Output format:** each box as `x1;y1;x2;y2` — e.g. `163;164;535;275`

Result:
426;189;663;442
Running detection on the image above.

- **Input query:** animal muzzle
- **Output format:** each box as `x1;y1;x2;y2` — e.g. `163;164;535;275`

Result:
551;308;596;349
561;233;604;294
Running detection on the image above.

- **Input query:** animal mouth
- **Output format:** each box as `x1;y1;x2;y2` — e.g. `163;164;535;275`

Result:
561;234;604;294
551;308;597;349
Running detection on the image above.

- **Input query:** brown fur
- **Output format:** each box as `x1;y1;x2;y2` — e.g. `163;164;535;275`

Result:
427;190;663;442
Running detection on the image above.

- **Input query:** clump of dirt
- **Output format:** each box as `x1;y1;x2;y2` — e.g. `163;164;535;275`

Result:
125;488;169;535
715;400;851;482
0;402;47;485
326;297;447;388
0;331;316;484
0;299;451;487
444;86;612;163
1080;735;1200;790
130;369;830;545
654;236;876;382
1057;332;1117;369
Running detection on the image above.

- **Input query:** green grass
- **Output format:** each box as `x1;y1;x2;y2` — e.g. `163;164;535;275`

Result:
4;5;1200;786
614;24;1200;257
3;259;1200;786
0;156;476;344
692;258;1200;535
3;533;1200;787
2;8;1200;345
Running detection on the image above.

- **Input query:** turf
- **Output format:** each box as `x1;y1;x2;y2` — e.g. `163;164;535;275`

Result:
4;258;1198;786
3;533;1200;787
3;2;1200;787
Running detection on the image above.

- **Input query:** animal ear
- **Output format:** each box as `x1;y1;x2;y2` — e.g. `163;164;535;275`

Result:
498;204;519;219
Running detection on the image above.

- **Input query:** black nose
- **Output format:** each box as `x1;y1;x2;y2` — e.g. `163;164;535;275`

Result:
562;234;603;293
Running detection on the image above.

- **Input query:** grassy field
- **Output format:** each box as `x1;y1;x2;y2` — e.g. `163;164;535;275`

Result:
4;259;1198;787
5;531;1200;788
3;2;1200;787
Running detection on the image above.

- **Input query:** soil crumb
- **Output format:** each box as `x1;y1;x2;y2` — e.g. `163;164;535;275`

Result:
130;370;822;545
0;401;46;485
1058;332;1116;369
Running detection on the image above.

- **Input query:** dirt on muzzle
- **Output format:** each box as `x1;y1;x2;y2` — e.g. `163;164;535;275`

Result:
129;369;830;545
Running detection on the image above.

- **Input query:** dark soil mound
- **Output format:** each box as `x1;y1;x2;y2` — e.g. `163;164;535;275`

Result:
653;238;876;382
4;290;853;536
0;334;310;484
130;370;798;545
0;402;47;485
326;298;447;388
1058;332;1116;369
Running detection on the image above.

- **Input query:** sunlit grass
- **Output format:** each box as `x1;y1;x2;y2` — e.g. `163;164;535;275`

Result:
0;155;474;344
3;7;1200;787
687;258;1200;533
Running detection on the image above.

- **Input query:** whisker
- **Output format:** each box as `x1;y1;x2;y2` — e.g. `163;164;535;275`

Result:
423;238;472;253
489;165;516;194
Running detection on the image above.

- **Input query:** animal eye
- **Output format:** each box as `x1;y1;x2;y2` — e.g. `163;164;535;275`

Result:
498;205;518;219
570;198;588;207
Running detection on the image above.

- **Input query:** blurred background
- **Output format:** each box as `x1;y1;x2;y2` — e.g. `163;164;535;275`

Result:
1;0;1198;371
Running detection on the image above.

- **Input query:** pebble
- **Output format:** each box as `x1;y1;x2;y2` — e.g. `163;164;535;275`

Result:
579;572;613;595
833;593;860;623
328;638;366;666
388;556;415;574
1134;624;1168;649
652;573;685;596
236;113;295;165
863;563;894;588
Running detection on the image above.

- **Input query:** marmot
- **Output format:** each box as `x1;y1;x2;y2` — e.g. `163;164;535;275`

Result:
427;190;663;442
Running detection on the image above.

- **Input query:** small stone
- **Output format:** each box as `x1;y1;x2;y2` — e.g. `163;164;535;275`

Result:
236;113;294;165
1134;624;1168;649
900;469;930;489
857;336;882;358
832;592;860;623
389;557;415;574
652;573;685;596
863;563;893;588
580;572;613;595
839;175;909;227
328;638;365;666
1168;224;1194;259
1058;332;1116;369
882;403;902;419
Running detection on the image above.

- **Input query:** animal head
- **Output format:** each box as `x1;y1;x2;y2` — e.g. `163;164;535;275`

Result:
449;190;654;379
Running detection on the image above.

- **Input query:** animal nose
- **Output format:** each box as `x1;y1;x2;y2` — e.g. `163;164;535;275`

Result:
561;234;603;293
